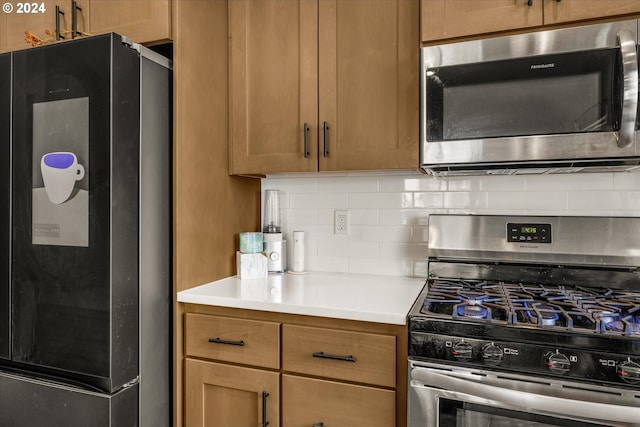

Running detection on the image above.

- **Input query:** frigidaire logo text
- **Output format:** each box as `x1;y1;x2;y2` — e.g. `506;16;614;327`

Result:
531;63;555;69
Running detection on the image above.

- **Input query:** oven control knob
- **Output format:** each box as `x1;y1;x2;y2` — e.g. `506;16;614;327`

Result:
481;343;503;365
452;341;473;360
617;360;640;384
545;351;570;374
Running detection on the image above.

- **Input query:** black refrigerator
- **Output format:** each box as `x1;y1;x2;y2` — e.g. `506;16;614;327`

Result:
0;33;171;427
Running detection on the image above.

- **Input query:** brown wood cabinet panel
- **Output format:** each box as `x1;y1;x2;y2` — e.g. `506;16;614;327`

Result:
282;324;396;387
185;358;280;427
282;374;396;427
1;0;69;53
185;313;280;369
544;0;640;25
421;0;543;42
319;0;419;171
229;0;318;175
82;0;171;44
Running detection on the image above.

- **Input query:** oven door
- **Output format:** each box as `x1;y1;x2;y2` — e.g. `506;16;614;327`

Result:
408;361;640;427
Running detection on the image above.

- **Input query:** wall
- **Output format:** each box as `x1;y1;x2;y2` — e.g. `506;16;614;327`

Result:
263;170;640;278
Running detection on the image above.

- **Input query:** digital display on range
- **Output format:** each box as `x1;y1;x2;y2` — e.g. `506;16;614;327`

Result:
507;223;552;243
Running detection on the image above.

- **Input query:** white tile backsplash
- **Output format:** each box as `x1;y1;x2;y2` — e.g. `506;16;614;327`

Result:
264;170;640;278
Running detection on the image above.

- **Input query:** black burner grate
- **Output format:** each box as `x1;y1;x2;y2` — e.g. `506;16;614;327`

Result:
420;278;640;335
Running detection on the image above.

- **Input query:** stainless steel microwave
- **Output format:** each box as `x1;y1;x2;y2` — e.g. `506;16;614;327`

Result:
420;20;639;176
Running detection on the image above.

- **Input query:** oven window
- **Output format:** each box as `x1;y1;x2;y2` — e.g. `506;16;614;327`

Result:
439;398;611;427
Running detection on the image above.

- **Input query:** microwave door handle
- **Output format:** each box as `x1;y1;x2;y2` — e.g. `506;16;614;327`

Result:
616;29;638;149
417;369;640;425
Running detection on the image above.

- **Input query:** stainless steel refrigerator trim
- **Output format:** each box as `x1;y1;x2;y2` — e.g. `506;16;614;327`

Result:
420;19;640;175
138;48;172;427
408;361;640;427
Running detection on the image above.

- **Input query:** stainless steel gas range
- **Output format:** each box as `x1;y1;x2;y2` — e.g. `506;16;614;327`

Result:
408;215;640;427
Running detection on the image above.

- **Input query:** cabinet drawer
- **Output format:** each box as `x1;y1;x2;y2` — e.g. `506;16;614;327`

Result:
185;313;280;369
282;324;396;387
282;374;395;427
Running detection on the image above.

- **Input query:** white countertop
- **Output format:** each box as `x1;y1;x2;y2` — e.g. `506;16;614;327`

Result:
177;272;426;325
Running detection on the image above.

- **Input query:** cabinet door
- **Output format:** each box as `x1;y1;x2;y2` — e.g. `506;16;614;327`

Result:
0;1;69;53
421;0;543;42
83;0;171;44
185;358;280;427
282;375;396;427
229;0;318;175
544;0;640;25
318;0;419;171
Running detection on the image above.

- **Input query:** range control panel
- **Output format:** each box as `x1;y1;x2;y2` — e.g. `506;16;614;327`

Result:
507;223;552;243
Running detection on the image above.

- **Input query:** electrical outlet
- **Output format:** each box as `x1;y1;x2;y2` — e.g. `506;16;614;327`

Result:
334;210;349;235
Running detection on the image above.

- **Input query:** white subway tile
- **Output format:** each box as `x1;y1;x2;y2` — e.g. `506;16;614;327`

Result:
448;175;525;192
379;175;447;192
568;191;640;211
349;225;412;242
307;255;349;273
526;173;613;191
443;192;488;209
348;258;413;276
286;209;317;225
349;209;380;225
317;239;379;258
613;171;640;190
414;192;445;208
348;192;413;209
412;261;429;278
488;191;567;210
379;242;428;260
290;193;347;209
379;209;425;226
318;176;379;193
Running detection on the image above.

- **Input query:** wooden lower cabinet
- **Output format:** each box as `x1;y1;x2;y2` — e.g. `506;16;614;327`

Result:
184;358;280;427
282;375;396;427
181;305;408;426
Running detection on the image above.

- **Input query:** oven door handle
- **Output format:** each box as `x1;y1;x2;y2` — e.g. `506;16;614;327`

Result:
616;29;638;149
415;368;640;424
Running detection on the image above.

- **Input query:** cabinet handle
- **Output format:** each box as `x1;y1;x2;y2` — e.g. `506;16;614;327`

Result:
303;123;310;158
323;121;329;157
312;351;356;363
312;423;325;427
72;1;82;38
208;337;245;346
55;6;65;40
527;0;533;5
262;391;270;427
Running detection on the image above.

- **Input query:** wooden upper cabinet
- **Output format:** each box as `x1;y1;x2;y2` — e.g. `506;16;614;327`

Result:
0;1;69;53
544;0;640;25
319;0;419;171
421;0;543;42
79;0;171;44
229;0;419;175
229;0;318;175
422;0;640;43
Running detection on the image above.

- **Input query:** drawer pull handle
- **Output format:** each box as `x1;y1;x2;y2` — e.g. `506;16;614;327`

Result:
208;337;245;346
312;423;324;427
312;351;356;362
262;391;270;427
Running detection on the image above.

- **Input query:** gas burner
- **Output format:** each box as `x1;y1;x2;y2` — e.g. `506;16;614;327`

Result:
522;301;561;327
455;303;488;319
